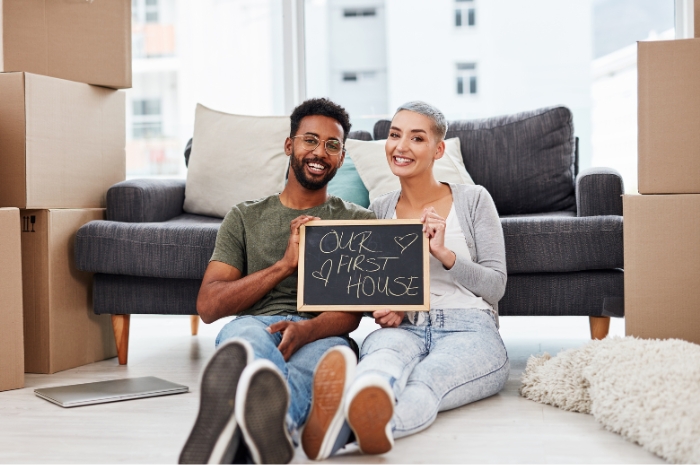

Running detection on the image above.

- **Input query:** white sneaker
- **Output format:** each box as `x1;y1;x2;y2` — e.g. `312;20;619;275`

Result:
344;375;394;455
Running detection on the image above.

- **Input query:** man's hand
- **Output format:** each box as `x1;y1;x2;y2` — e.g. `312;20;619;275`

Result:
267;320;313;361
373;309;405;328
278;215;320;274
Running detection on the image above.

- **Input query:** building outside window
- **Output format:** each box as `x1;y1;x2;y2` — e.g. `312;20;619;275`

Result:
132;99;163;139
455;0;475;28
132;0;160;24
344;7;376;17
342;71;377;83
456;63;477;95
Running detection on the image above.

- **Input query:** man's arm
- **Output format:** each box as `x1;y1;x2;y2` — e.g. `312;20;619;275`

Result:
197;215;317;324
268;311;362;361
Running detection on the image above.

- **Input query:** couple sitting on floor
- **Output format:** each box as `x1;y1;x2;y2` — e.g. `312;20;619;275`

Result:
178;98;510;464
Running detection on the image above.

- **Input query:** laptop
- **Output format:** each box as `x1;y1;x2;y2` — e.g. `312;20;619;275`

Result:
34;376;189;408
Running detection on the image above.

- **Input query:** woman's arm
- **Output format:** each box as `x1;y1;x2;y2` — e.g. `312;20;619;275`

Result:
448;188;507;306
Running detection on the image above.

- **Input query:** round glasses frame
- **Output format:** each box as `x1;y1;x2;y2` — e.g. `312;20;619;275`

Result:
291;135;344;156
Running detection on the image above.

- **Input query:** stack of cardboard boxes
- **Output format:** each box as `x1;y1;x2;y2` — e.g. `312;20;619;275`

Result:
0;0;131;390
625;17;700;345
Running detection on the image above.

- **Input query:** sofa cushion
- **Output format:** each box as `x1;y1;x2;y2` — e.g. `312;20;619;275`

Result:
93;274;201;315
75;213;222;280
107;178;186;223
326;156;370;208
499;270;624;317
183;104;290;218
502;215;623;274
374;106;576;215
347;137;474;202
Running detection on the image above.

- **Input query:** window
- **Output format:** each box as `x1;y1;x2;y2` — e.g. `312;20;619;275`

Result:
455;0;476;28
145;0;159;23
456;63;477;95
344;8;376;18
132;0;160;24
132;99;162;139
341;71;377;83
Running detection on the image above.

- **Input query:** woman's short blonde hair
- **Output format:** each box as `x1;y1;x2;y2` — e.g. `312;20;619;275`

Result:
394;101;448;141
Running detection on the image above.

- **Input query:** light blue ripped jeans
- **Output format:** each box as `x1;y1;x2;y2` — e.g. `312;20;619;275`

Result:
354;308;509;438
215;315;352;439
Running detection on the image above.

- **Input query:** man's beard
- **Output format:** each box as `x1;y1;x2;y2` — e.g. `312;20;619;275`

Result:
289;149;339;191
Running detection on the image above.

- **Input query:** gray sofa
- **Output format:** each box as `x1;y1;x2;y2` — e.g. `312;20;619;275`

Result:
75;106;624;364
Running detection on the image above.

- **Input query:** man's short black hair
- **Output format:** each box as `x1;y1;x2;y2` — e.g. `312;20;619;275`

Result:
290;98;352;142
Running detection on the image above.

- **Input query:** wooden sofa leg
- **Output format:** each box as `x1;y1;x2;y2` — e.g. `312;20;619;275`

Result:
190;315;199;336
589;316;610;340
112;315;130;365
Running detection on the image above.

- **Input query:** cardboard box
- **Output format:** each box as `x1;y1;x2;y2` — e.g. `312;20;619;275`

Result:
0;208;24;391
0;0;131;89
637;38;700;194
21;209;116;374
0;72;125;209
624;195;700;344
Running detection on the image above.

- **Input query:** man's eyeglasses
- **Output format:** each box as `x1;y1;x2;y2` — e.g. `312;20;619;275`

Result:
291;134;344;156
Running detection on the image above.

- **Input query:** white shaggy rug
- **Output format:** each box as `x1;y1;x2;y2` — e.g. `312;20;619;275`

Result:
520;337;700;464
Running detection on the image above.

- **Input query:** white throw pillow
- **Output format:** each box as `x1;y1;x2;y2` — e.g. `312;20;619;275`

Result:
347;137;475;202
184;104;290;218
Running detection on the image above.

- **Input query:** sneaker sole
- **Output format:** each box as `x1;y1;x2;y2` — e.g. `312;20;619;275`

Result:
301;347;355;460
237;362;294;464
346;386;394;455
179;339;252;464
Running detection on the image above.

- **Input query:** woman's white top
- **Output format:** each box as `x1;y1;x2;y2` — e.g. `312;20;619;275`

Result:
394;204;494;312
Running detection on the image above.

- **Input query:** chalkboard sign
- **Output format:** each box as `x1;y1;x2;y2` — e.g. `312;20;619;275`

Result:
298;220;430;312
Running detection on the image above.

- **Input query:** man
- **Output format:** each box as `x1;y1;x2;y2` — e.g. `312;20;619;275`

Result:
178;98;374;464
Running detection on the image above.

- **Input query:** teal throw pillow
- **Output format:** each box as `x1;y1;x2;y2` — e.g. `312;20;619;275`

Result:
327;156;370;208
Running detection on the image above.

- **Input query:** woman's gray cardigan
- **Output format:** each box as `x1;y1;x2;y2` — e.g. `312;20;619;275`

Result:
369;183;507;315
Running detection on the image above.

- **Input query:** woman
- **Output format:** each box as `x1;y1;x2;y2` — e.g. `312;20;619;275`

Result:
344;101;510;455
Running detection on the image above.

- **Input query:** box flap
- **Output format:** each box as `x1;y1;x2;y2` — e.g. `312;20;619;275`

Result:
46;209;114;373
624;195;700;344
638;39;700;194
0;72;27;207
0;0;49;73
0;208;25;391
24;73;126;209
21;209;50;373
45;0;132;88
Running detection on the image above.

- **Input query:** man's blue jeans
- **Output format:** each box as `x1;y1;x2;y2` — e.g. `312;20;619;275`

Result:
215;315;351;436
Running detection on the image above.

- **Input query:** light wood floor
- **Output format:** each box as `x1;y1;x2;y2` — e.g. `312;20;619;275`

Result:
0;315;663;464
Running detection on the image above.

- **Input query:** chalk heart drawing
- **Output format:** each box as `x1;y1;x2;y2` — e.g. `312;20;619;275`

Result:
394;233;418;254
312;270;325;280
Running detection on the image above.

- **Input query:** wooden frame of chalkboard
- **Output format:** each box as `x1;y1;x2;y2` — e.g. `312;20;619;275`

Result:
298;220;430;312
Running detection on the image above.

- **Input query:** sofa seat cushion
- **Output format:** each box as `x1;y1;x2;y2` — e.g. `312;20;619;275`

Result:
375;106;576;216
502;216;623;274
75;214;222;279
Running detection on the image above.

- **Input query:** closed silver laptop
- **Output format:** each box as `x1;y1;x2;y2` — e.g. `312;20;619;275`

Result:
34;376;189;408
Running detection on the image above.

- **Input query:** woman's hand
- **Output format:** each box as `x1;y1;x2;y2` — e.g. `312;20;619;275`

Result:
373;309;405;328
421;207;456;269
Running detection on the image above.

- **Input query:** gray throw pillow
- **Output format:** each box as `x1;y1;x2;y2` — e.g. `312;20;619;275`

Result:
374;106;576;215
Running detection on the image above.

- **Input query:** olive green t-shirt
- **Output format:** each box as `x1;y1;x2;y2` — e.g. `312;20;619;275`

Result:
210;194;375;318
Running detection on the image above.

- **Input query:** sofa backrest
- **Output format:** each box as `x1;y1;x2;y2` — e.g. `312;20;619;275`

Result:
373;106;577;216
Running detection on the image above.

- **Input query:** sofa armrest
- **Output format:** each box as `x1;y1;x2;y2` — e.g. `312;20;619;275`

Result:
106;179;186;223
576;167;624;217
